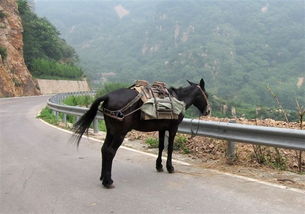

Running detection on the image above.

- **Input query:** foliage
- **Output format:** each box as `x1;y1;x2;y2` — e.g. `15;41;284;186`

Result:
38;107;58;125
0;11;6;19
0;46;7;60
63;95;94;107
145;137;159;148
99;120;106;132
17;0;81;79
31;58;83;80
174;135;190;154
95;82;130;98
251;146;287;171
36;0;304;110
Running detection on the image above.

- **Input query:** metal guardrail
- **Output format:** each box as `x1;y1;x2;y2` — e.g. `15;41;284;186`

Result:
179;118;305;151
47;92;305;156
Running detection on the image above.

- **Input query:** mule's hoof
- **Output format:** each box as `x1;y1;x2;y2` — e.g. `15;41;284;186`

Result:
156;167;164;172
167;166;175;173
103;183;115;189
102;178;114;188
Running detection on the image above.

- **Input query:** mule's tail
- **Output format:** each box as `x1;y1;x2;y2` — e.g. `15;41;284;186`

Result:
73;96;107;147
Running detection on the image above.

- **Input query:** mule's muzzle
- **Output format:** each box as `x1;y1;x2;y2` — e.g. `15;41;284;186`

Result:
203;109;210;116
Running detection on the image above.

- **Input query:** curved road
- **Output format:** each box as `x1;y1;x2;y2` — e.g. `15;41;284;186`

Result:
0;96;304;214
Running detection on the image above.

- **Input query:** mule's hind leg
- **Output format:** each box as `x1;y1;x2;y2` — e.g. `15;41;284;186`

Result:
101;133;126;188
166;128;178;173
100;133;113;181
156;130;165;172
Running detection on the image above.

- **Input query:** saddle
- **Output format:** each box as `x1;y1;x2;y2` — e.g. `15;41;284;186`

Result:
131;80;185;120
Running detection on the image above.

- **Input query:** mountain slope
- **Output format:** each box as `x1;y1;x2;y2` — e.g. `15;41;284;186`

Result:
36;0;304;109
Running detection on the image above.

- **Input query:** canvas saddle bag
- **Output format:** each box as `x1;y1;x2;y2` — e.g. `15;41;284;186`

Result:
131;80;185;120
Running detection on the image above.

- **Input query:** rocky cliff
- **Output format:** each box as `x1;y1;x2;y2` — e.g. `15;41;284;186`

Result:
0;0;40;97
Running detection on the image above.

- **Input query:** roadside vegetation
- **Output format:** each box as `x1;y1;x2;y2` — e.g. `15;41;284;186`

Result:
17;0;84;80
30;58;84;80
0;46;7;60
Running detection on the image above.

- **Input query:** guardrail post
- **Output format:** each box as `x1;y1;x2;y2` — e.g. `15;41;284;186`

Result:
52;110;59;120
93;118;99;133
226;120;236;164
164;131;169;150
63;113;67;124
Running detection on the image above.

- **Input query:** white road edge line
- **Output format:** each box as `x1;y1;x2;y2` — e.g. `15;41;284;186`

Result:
38;116;305;195
1;94;51;100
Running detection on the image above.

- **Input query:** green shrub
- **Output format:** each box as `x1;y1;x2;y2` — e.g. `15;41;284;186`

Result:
18;0;79;71
12;78;22;87
174;135;190;154
64;114;76;124
0;11;6;19
38;107;58;125
63;95;94;107
99;120;106;132
145;137;159;148
0;46;7;60
30;58;83;80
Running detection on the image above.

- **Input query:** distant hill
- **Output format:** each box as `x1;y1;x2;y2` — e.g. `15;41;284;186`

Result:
36;0;304;109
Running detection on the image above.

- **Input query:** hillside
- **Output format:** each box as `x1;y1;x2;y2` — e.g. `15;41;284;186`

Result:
36;0;304;109
18;0;84;81
0;0;40;97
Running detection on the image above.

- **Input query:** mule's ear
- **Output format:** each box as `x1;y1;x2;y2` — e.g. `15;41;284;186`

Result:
187;80;196;85
199;78;205;89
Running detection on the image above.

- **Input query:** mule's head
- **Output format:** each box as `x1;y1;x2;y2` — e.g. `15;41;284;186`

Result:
187;79;210;116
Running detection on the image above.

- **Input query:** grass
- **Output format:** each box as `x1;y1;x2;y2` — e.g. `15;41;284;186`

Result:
37;107;58;125
39;106;107;134
145;137;159;148
99;120;106;132
144;134;190;154
0;46;7;60
174;135;190;154
251;146;288;171
0;11;6;19
63;95;94;107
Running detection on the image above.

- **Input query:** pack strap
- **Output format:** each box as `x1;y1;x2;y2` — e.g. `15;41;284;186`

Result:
100;93;143;121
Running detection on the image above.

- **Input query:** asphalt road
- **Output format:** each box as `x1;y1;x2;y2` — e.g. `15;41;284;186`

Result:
0;96;305;214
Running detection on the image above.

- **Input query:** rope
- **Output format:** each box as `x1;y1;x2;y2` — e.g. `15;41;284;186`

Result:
190;85;209;138
190;113;201;138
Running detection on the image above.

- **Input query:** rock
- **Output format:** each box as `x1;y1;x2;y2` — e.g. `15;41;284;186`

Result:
0;0;40;97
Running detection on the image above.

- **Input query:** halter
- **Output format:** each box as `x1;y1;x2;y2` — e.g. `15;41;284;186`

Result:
190;85;210;138
196;85;210;113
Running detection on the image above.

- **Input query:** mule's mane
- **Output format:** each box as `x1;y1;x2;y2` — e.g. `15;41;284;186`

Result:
169;85;194;99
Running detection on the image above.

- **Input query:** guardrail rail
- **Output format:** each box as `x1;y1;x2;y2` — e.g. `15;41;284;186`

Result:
47;92;305;160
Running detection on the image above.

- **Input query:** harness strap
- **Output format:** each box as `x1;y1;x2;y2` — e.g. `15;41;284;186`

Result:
100;93;143;121
197;85;210;111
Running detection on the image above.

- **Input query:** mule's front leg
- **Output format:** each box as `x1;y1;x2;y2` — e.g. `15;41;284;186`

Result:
156;130;165;172
166;129;177;173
